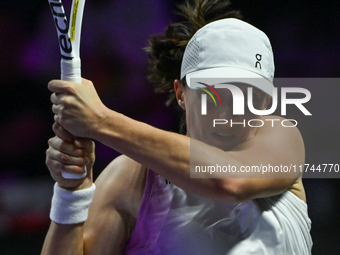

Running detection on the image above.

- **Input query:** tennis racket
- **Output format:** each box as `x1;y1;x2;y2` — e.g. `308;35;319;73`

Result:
48;0;87;179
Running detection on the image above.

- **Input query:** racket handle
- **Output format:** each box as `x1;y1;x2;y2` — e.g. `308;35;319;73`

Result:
60;58;87;180
61;58;82;84
62;171;86;179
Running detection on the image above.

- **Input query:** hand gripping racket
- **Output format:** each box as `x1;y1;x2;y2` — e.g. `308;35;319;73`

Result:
48;0;87;179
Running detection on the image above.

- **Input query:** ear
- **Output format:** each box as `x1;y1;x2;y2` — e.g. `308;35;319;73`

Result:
174;79;186;110
264;95;272;110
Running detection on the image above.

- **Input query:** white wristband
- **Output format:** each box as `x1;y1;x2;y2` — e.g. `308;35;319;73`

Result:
50;183;96;224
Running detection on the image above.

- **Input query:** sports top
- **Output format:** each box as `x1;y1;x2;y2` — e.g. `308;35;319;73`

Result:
125;169;312;254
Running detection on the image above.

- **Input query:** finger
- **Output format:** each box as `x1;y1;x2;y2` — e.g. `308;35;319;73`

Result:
48;80;73;94
74;138;95;162
52;104;61;115
74;138;95;152
48;136;87;157
50;93;60;104
53;122;74;143
46;146;89;166
46;156;86;176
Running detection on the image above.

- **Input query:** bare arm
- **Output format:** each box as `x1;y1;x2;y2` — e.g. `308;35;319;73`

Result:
83;156;146;254
92;112;304;203
42;157;145;255
48;79;305;203
42;222;84;255
42;123;146;255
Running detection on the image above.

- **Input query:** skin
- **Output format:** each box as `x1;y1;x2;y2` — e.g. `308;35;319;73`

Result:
183;81;271;151
41;78;306;255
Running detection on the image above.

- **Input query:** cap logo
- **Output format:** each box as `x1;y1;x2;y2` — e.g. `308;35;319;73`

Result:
255;54;262;69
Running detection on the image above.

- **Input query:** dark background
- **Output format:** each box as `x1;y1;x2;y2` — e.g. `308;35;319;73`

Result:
0;0;339;254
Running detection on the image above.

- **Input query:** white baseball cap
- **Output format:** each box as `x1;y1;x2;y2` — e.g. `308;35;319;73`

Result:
180;18;275;96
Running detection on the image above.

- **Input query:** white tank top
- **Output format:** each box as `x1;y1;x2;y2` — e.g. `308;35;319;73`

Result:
125;169;312;254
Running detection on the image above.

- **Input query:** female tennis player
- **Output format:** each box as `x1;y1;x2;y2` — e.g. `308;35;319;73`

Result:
42;0;312;254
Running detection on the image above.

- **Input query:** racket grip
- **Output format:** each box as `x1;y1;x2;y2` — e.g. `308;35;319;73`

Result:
60;58;87;179
62;171;86;179
61;58;82;84
60;133;87;179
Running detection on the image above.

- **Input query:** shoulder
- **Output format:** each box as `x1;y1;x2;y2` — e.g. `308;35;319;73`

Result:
234;115;305;164
94;155;147;218
226;116;306;202
259;115;303;139
256;115;305;164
